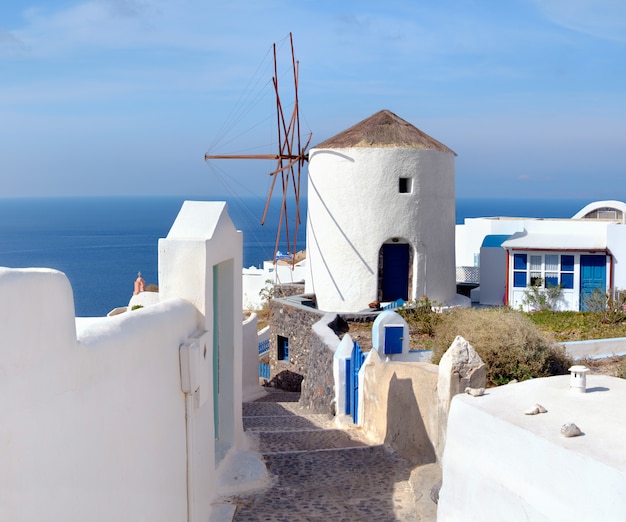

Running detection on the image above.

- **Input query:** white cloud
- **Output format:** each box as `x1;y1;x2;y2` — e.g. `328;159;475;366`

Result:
533;0;626;42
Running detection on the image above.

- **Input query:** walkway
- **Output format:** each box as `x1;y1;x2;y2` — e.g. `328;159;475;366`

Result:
223;389;438;521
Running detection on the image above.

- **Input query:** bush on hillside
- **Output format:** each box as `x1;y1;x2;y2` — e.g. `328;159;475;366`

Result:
430;307;572;386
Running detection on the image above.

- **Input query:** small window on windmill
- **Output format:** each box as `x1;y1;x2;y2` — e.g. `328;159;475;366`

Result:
277;335;289;361
399;177;412;193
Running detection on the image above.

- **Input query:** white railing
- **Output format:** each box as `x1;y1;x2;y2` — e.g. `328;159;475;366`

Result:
456;266;480;284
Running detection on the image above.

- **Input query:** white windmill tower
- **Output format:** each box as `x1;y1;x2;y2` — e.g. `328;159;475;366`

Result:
305;110;462;313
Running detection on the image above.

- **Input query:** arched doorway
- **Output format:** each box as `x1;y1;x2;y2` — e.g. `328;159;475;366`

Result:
378;241;412;302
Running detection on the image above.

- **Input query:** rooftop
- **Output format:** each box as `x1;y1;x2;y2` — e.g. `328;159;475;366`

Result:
313;109;456;154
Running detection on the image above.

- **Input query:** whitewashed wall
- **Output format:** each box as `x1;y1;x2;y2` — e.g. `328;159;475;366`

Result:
1;200;253;522
438;375;626;521
0;267;198;521
608;223;626;291
455;218;524;268
306;147;457;312
159;200;246;499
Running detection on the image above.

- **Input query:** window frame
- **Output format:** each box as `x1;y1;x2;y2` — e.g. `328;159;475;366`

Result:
512;252;575;290
277;335;289;361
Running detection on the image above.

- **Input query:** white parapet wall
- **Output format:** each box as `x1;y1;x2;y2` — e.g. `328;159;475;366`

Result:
438;374;626;521
1;200;261;522
242;313;267;402
0;267;199;521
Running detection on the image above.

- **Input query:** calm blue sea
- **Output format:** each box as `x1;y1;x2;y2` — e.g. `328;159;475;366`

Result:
0;196;592;317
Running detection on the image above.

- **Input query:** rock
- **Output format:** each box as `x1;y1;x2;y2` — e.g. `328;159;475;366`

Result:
327;314;349;336
465;387;485;397
437;336;487;456
561;422;582;437
430;481;442;504
524;403;547;415
265;370;303;392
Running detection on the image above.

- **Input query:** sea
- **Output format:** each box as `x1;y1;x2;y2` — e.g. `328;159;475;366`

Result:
0;196;594;317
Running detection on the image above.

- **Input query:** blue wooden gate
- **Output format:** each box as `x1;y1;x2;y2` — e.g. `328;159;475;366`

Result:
258;338;270;379
345;341;365;424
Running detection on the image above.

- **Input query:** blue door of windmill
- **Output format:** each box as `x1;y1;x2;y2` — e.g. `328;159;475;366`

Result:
580;255;606;311
381;243;410;302
347;341;365;424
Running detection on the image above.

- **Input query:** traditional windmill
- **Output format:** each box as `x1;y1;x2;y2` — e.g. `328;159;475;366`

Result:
204;33;310;263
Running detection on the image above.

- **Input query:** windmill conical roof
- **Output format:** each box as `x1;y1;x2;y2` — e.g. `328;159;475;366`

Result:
312;109;455;154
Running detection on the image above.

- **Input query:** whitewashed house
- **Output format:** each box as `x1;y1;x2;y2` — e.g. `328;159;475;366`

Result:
456;200;626;311
0;201;264;522
242;258;307;310
305;110;467;313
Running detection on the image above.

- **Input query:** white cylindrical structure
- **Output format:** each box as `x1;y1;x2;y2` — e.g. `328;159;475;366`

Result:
305;110;457;313
569;365;589;393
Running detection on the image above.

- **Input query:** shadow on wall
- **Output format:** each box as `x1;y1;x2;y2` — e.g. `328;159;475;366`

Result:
385;373;437;466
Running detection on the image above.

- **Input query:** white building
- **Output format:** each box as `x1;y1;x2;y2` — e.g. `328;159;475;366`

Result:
305;109;464;313
242;258;307;310
456;200;626;311
438;373;626;521
0;201;265;522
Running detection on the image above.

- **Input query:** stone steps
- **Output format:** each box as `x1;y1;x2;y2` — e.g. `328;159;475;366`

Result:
229;389;423;521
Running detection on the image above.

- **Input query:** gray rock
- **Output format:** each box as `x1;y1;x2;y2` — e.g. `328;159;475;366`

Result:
430;481;442;504
465;387;485;397
561;422;582;437
524;403;547;415
437;336;487;456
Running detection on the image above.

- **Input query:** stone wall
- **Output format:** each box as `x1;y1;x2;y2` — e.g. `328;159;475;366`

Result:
269;295;350;414
273;283;307;299
299;314;342;414
269;296;326;382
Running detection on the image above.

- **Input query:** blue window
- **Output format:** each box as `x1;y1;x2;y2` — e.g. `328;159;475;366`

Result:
513;254;528;287
514;254;527;270
514;271;527;288
545;275;559;287
561;255;574;272
560;255;575;289
561;273;574;289
513;253;576;290
277;335;289;361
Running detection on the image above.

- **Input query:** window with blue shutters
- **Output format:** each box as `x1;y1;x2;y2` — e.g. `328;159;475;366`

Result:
513;254;527;287
513;253;575;289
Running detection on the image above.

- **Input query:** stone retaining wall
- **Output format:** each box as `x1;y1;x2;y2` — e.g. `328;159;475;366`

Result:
269;296;325;383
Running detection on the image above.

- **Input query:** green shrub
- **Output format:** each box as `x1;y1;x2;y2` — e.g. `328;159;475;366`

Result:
430;307;572;386
398;296;441;338
521;278;563;311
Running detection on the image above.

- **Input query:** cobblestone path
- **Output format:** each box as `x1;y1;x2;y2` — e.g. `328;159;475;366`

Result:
228;389;423;522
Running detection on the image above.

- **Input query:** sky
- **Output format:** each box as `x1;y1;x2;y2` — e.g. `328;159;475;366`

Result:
0;0;625;200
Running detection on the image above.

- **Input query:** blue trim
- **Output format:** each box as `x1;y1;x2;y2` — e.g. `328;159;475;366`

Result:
481;234;512;248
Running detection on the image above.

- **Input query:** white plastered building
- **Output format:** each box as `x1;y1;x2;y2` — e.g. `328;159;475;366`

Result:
0;201;265;522
455;200;626;310
305;110;464;313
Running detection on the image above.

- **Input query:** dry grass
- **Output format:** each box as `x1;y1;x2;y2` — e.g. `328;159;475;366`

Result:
419;307;572;386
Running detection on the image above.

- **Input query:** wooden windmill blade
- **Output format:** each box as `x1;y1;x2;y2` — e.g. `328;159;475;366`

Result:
204;33;309;264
